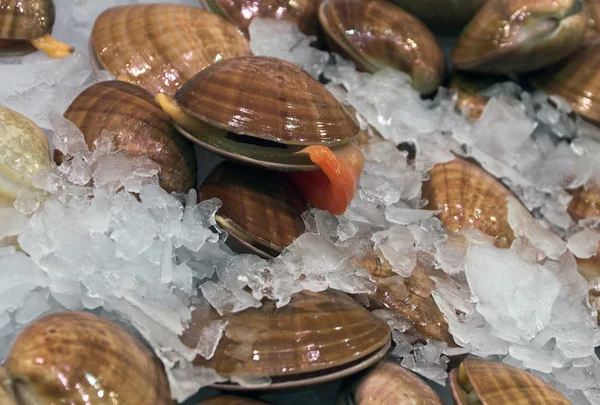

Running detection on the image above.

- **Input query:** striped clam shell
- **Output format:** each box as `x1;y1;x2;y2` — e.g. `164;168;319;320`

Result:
0;0;55;40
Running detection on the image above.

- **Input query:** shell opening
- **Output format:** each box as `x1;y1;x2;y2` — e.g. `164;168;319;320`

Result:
457;363;483;405
216;215;281;258
29;34;74;59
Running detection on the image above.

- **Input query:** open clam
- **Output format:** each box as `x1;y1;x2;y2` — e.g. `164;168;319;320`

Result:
387;0;487;32
0;0;73;58
452;0;588;74
198;162;306;259
90;4;251;97
5;311;171;404
180;289;391;389
449;357;572;404
318;0;445;95
61;80;197;194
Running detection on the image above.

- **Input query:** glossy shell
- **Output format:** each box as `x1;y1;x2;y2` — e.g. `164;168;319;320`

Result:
198;162;306;259
0;38;34;56
0;0;55;40
62;81;197;194
199;396;269;405
180;290;391;386
319;0;445;95
449;357;572;405
6;311;171;404
452;0;588;74
201;0;320;36
422;158;515;248
91;4;251;97
387;0;487;31
0;107;51;208
448;73;503;121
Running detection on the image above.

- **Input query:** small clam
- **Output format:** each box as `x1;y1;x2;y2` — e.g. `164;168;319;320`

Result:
318;0;445;95
387;0;487;32
5;311;171;404
452;0;588;74
157;55;364;215
180;289;391;388
90;4;251;97
0;0;73;58
422;158;515;248
200;0;320;37
337;360;443;405
199;396;269;405
198;162;307;259
0;107;51;208
62;80;197;194
449;357;572;404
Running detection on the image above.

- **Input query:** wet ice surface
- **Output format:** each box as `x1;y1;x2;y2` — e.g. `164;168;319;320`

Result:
0;2;600;404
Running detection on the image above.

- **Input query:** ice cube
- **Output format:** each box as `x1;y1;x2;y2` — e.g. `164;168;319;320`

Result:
568;229;600;259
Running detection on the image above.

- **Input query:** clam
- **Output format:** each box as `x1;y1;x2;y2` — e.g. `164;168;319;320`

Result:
452;0;588;74
5;311;171;404
421;158;515;248
585;0;600;42
200;0;320;37
387;0;487;32
199;396;269;405
157;55;364;215
337;360;443;405
180;289;392;389
0;0;73;58
198;162;306;259
449;357;572;404
90;4;252;97
448;73;502;121
61;80;197;194
318;0;445;95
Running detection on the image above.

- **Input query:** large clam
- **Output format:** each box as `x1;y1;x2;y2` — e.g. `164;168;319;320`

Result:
157;55;364;215
4;311;171;404
61;80;197;194
0;0;73;58
180;289;392;389
90;4;251;97
452;0;589;74
449;357;572;404
318;0;445;95
387;0;487;32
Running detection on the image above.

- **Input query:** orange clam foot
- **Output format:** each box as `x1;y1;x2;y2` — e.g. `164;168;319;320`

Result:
289;143;364;216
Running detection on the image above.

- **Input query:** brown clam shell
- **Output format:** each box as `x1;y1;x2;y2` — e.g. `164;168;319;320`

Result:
91;4;251;97
449;357;572;405
0;38;35;56
0;0;55;40
318;0;445;95
387;0;487;32
198;396;269;405
175;56;360;146
200;0;320;37
452;0;588;74
422;158;515;248
61;81;197;194
6;311;171;404
448;73;503;121
198;162;306;259
585;0;600;42
180;290;391;383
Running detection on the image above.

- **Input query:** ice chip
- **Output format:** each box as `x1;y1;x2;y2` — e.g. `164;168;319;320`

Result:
568;229;600;259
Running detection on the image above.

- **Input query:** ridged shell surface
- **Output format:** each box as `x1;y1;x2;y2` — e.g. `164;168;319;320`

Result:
6;311;171;405
62;81;197;194
175;56;360;146
91;4;251;97
198;396;269;405
388;0;487;31
0;0;55;40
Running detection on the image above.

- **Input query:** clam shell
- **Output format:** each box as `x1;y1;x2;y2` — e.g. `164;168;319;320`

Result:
0;0;55;40
199;396;269;405
6;311;171;404
62;81;197;194
568;185;600;220
180;290;391;387
318;0;445;95
0;38;35;56
448;73;505;121
422;158;515;248
449;357;572;405
340;360;443;405
91;4;251;97
585;0;600;42
198;162;306;259
200;0;320;36
0;107;51;208
452;0;588;74
387;0;487;32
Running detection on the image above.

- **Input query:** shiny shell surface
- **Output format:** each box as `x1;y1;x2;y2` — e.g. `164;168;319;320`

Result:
388;0;487;31
198;396;269;405
198;162;306;258
422;158;515;248
449;357;572;405
62;81;197;194
201;0;320;36
180;290;391;382
0;106;51;208
452;0;588;74
449;73;503;121
319;0;445;95
0;38;35;56
90;4;251;97
0;0;55;40
175;56;360;146
6;311;171;405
